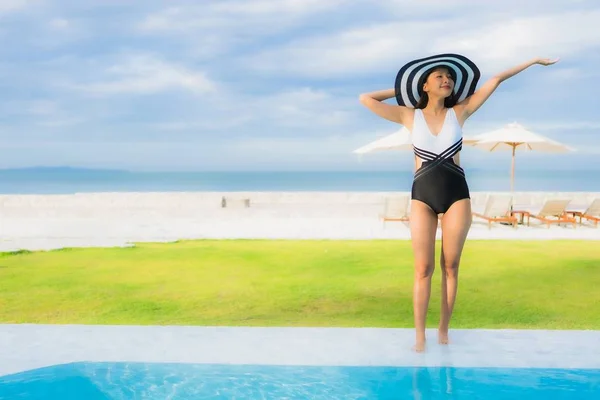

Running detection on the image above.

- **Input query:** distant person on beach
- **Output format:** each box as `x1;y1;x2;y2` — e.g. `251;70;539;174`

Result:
359;54;558;352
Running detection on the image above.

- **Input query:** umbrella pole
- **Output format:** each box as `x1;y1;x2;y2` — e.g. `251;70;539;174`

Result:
511;145;516;192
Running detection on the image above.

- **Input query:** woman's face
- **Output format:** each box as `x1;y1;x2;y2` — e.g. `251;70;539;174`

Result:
423;67;454;98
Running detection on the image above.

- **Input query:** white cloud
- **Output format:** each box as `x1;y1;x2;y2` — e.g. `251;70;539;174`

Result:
48;17;69;30
244;20;435;77
74;54;217;95
36;117;85;127
152;120;243;132
138;0;348;33
0;0;36;14
135;97;359;147
0;100;60;117
380;0;597;23
135;0;350;59
245;9;600;78
250;88;357;128
27;100;59;115
210;0;344;15
435;10;600;71
144;87;362;138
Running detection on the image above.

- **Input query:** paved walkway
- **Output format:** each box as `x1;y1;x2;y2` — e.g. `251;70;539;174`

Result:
1;325;599;377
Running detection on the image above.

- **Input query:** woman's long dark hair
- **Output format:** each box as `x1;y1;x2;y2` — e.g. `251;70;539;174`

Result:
415;67;458;109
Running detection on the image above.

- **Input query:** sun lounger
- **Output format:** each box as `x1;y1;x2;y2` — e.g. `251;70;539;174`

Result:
567;198;600;227
380;196;410;226
472;195;518;229
527;199;577;228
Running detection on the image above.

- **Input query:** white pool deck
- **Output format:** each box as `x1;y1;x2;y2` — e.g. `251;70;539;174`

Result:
1;325;599;377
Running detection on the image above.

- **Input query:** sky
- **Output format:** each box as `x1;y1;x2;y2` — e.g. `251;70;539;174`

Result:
1;0;599;172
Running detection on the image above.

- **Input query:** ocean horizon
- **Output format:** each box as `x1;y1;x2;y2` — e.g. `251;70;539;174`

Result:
0;167;599;194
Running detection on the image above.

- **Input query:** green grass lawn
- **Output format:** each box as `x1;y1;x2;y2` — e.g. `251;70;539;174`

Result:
0;240;599;329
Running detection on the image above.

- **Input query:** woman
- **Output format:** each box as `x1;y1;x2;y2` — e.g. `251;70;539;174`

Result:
359;54;558;352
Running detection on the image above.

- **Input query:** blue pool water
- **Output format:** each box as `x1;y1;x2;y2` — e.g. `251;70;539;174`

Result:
0;363;599;399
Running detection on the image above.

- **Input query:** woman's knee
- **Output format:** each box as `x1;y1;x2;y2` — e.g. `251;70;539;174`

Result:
442;258;460;278
415;262;435;279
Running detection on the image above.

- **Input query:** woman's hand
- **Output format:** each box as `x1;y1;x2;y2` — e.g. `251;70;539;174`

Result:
535;57;560;66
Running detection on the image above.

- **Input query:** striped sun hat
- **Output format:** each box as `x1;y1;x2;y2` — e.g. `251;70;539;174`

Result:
394;53;480;108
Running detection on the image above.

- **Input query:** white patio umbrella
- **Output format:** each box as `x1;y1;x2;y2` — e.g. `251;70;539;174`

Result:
354;127;480;154
353;127;412;154
468;122;576;191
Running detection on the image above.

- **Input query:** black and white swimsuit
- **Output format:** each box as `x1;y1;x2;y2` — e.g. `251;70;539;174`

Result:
410;107;470;214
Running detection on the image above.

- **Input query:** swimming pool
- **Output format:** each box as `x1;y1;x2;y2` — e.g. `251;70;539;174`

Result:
1;325;600;399
1;362;599;399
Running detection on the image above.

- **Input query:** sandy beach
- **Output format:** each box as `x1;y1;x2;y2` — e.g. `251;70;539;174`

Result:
1;191;599;252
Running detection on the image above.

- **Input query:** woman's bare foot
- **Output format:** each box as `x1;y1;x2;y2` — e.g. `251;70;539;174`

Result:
438;329;449;345
414;334;426;352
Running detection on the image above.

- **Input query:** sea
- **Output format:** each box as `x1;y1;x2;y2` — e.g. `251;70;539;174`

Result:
0;168;598;194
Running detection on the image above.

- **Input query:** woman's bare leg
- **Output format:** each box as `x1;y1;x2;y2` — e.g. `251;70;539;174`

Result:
409;200;439;352
438;199;472;344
